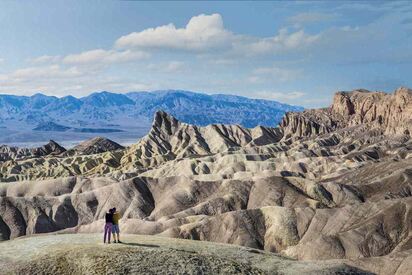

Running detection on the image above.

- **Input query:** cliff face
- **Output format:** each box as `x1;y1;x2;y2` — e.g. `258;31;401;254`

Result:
331;87;412;135
280;87;412;139
279;111;333;139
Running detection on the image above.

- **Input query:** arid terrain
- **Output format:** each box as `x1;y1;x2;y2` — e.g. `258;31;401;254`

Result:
0;233;370;274
0;87;411;274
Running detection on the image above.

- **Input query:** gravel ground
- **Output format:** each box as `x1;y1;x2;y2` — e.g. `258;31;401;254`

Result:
0;233;371;275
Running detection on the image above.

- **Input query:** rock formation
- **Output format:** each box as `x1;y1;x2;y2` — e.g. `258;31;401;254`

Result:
70;136;124;155
0;140;66;162
0;87;411;274
280;87;412;139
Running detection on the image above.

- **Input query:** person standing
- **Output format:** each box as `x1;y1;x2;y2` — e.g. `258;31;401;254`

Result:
104;208;114;244
112;208;121;243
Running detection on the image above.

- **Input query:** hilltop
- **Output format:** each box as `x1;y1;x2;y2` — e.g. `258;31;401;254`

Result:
0;233;371;274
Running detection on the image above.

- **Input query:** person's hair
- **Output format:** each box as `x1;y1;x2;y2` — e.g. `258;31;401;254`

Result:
109;208;114;213
112;207;116;212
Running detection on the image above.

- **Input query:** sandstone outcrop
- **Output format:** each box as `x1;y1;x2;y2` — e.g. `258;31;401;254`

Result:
331;87;411;135
280;87;412;139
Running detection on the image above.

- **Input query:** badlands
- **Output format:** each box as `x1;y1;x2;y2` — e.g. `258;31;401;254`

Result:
0;87;411;274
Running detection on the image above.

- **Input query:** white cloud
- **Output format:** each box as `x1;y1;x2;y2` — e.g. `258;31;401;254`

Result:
250;65;302;82
167;61;184;70
116;13;319;56
147;61;185;73
29;55;61;64
0;64;152;97
207;58;237;65
241;28;320;55
340;25;360;31
0;65;83;81
247;76;261;84
116;13;232;51
63;49;149;65
253;91;306;101
0;48;150;96
164;61;185;72
287;12;338;26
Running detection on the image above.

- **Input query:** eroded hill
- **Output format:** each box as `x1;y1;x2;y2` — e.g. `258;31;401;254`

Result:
0;87;411;274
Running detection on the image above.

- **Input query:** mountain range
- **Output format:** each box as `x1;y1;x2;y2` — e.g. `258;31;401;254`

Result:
0;90;302;147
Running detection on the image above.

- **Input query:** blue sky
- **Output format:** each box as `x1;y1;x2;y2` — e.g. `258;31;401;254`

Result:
0;1;411;107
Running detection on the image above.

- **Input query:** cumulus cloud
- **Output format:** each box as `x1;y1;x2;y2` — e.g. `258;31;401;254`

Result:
2;13;318;99
115;13;319;56
116;14;232;51
62;49;149;65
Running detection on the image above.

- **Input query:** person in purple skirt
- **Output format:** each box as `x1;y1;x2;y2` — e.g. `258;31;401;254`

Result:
103;208;114;244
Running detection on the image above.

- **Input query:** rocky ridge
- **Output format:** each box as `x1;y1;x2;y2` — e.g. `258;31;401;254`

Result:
0;140;66;162
70;137;124;155
280;87;411;139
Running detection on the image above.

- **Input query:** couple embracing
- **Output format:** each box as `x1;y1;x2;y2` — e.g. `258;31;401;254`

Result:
103;207;121;244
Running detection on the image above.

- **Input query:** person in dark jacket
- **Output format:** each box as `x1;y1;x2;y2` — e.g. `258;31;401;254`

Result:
104;208;114;244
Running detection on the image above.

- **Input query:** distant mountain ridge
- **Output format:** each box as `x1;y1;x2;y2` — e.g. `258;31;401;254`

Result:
0;90;303;129
33;121;124;133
